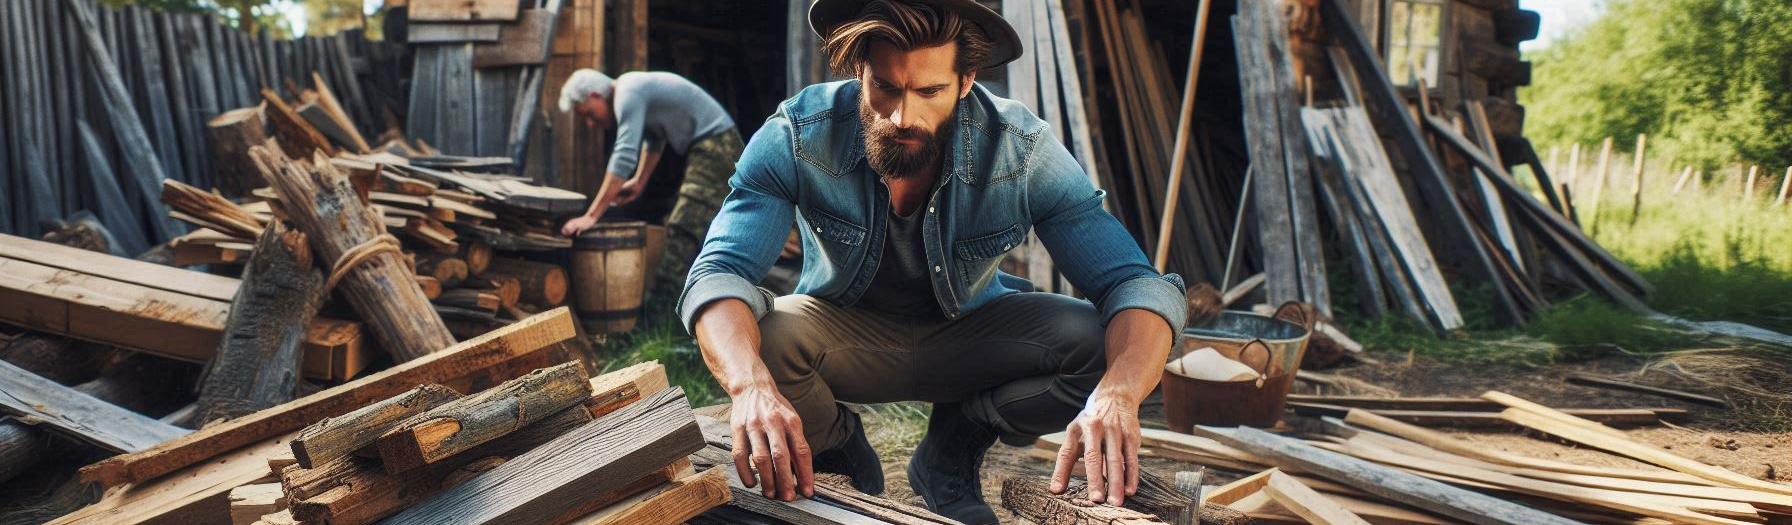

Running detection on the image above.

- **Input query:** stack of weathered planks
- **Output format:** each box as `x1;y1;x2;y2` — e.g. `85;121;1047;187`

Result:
266;360;724;525
41;308;732;525
406;0;566;165
1017;391;1792;525
0;0;404;253
165;87;590;338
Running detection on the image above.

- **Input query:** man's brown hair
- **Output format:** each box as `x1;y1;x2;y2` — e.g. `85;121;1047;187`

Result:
821;0;995;77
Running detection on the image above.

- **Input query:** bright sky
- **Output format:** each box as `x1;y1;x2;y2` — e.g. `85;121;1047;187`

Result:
1520;0;1605;52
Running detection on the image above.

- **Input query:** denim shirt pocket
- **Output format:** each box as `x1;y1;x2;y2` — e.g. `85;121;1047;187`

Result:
804;208;867;246
953;224;1024;261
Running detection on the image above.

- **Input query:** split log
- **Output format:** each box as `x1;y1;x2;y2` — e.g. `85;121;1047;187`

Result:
207;105;270;198
482;256;567;306
465;275;520;309
460;239;493;274
416;275;442;299
229;483;287;525
375;361;592;473
377;387;703;525
252;141;454;362
284;361;669;525
435;289;501;313
414;252;469;287
161;179;266;239
78;308;573;489
261;89;336;159
404;217;461;253
287;402;595;525
194;221;326;425
290;384;463;469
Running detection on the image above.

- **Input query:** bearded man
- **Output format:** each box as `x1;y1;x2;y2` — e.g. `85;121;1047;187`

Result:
677;1;1187;523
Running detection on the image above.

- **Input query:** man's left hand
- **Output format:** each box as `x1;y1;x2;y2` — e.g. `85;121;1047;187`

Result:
1049;391;1142;506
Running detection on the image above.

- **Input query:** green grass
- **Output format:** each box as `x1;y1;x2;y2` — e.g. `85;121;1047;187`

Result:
590;293;725;407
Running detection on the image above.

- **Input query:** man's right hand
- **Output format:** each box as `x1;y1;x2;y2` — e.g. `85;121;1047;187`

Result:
561;215;599;237
730;385;814;502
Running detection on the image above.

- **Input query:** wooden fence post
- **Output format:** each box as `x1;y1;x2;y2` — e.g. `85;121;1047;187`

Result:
1566;142;1582;187
1778;167;1792;207
1672;166;1694;194
1546;145;1560;177
1744;165;1758;201
1628;134;1645;226
1586;136;1613;234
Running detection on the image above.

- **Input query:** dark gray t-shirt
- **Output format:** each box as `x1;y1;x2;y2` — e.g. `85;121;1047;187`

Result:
856;204;942;319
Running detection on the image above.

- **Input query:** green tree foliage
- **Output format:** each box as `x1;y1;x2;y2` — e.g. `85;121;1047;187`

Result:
1522;0;1792;169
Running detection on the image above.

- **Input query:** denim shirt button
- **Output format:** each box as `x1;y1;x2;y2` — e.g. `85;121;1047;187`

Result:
933;265;942;273
928;206;935;213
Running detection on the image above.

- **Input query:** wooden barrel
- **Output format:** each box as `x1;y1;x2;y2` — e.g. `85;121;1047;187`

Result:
644;224;666;281
570;221;647;334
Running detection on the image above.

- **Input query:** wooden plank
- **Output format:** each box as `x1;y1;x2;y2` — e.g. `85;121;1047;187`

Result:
473;9;555;67
1311;107;1462;330
1287;403;1668;427
378;387;704;525
376;361;592;473
0;233;365;381
1340;410;1711;486
1486;394;1792;495
1261;472;1372;525
561;467;732;525
0;359;188;453
410;24;503;44
1232;2;1299;308
78;308;576;488
290;384;464;469
1562;373;1728;408
1193;425;1586;525
1320;0;1522;326
719;466;901;525
229;483;287;525
411;0;522;21
50;429;296;525
1205;468;1278;506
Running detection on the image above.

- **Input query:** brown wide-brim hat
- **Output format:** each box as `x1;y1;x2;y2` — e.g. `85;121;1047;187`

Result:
808;0;1024;69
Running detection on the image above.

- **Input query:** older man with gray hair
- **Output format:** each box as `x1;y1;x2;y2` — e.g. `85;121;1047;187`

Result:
557;69;742;290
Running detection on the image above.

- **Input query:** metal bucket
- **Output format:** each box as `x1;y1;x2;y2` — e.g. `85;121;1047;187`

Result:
1161;303;1313;430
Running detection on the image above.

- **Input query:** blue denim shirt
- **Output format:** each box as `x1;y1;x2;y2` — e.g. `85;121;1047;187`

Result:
678;80;1188;336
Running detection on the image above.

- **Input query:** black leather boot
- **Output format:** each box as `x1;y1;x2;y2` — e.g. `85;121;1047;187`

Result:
812;405;884;495
907;402;999;525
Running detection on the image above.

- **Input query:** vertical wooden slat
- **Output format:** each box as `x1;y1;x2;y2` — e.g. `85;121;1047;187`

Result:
70;0;180;243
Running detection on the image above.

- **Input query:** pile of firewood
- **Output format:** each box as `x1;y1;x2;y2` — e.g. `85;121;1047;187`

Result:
236;360;722;525
163;85;590;339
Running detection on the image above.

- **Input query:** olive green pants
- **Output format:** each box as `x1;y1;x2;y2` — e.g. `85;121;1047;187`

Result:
657;128;744;295
758;293;1109;453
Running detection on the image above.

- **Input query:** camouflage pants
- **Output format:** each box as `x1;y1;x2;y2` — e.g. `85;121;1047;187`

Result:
657;128;743;295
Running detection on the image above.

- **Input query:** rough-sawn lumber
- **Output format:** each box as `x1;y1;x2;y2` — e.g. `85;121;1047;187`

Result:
290;384;463;469
78;307;575;488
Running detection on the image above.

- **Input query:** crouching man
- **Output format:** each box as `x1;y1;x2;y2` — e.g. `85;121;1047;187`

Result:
677;1;1187;523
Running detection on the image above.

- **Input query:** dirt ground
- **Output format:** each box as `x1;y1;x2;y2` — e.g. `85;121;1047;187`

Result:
860;352;1792;524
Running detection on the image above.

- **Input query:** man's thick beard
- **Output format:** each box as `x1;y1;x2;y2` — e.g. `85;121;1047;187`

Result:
860;96;951;180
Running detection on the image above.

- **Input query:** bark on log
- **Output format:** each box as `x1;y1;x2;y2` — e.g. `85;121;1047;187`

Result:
413;252;469;287
194;222;326;425
207;106;270;198
375;361;591;473
252;141;455;362
482;256;567;306
286;401;597;525
290;384;463;469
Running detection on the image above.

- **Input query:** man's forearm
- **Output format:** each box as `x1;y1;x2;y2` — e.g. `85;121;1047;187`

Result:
693;298;775;395
581;171;628;218
1094;308;1175;404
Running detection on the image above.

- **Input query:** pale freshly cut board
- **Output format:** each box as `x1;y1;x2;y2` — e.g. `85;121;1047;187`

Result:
1261;472;1372;525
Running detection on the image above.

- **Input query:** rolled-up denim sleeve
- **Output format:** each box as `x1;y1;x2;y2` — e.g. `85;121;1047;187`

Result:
677;115;798;334
1025;134;1189;337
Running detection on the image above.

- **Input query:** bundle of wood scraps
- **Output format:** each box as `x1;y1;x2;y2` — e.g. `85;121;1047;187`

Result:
1020;390;1792;525
164;88;589;336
